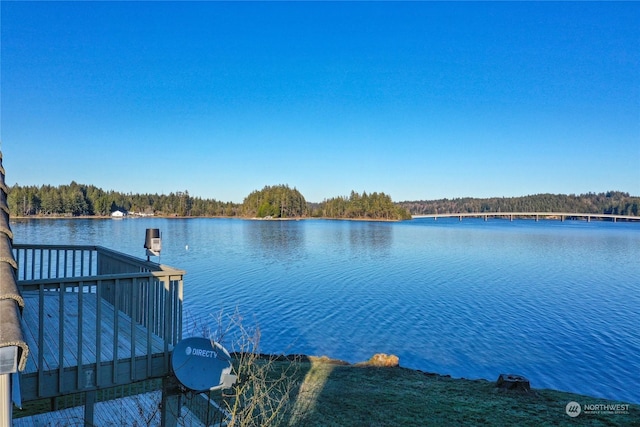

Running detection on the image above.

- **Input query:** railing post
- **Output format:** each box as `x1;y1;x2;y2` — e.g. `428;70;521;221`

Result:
96;280;102;388
30;248;35;280
164;278;171;371
55;250;60;279
39;249;44;280
58;283;65;393
130;278;137;381
77;281;84;391
47;249;51;279
178;277;183;343
146;279;153;378
37;284;44;397
112;279;120;384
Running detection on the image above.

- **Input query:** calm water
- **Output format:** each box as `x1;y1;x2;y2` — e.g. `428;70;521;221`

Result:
11;217;640;404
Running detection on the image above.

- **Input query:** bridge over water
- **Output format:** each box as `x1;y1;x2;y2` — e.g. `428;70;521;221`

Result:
411;212;640;222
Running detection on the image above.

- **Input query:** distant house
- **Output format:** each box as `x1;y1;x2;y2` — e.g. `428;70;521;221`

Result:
111;210;126;218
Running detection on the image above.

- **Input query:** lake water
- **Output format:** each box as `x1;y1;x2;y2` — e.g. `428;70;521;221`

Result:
10;217;640;404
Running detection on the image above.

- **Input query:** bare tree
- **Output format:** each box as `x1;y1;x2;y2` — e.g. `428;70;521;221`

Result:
183;309;302;427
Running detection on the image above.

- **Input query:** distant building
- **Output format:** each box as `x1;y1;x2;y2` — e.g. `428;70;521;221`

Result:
111;210;126;218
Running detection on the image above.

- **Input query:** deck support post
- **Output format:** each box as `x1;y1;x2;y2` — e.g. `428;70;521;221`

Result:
161;376;179;427
0;374;11;427
84;390;96;427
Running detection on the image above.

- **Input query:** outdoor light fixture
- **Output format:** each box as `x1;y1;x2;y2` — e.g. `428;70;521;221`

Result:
144;228;161;260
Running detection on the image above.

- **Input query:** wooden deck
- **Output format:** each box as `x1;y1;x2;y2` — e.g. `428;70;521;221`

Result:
19;287;176;401
13;244;186;426
13;390;206;427
20;291;166;374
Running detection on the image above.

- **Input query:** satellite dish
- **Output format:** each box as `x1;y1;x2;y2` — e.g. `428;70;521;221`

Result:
172;337;237;392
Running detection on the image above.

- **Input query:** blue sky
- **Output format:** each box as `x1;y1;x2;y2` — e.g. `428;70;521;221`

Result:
2;1;639;203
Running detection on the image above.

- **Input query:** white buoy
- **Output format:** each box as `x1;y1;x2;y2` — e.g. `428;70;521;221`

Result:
185;244;189;250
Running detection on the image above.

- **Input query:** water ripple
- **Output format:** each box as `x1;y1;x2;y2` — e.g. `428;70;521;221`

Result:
11;218;640;404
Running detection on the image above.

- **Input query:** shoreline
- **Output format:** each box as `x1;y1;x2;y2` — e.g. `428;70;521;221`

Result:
9;215;404;222
271;353;639;406
14;352;639;425
11;214;640;223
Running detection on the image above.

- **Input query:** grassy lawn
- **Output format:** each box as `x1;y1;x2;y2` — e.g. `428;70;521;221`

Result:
279;357;639;426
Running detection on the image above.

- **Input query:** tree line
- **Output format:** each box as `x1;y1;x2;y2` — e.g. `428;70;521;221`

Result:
6;182;410;220
7;182;238;217
241;185;309;218
318;191;412;220
8;184;637;220
239;186;410;220
399;191;639;216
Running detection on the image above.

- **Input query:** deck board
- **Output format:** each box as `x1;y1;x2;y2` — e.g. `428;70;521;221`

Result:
21;291;167;375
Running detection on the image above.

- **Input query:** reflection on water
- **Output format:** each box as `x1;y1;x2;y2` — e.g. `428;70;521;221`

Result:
10;217;640;404
349;222;392;254
244;220;306;262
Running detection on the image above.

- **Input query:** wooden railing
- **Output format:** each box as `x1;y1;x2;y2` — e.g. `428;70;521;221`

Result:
13;244;185;401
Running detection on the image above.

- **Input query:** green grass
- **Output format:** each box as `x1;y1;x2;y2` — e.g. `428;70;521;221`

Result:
277;357;640;426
